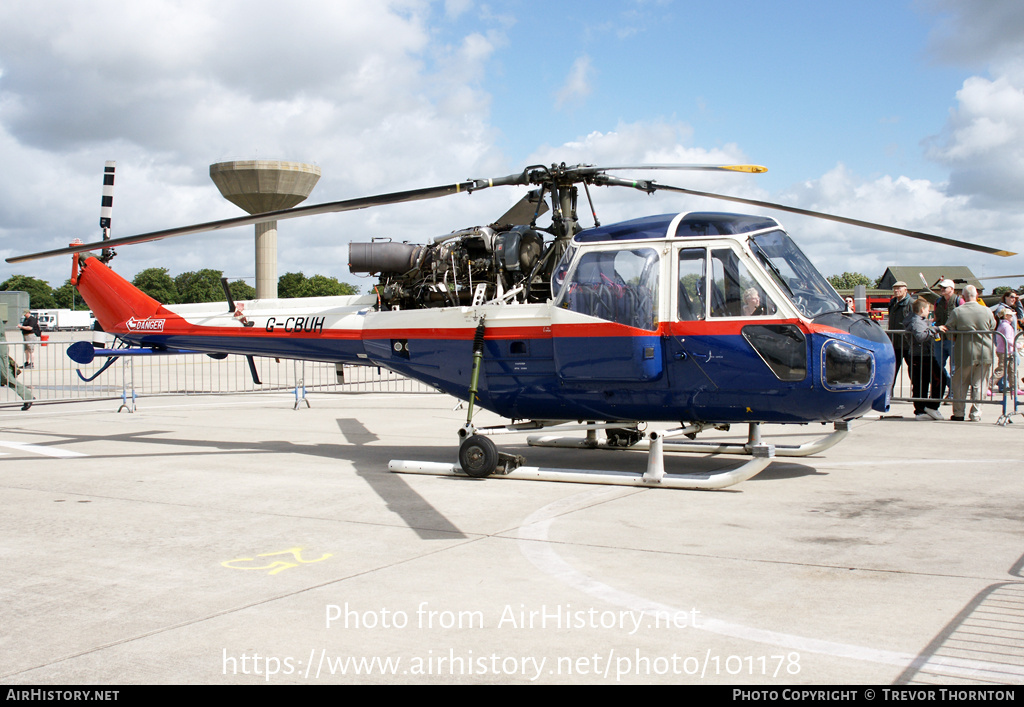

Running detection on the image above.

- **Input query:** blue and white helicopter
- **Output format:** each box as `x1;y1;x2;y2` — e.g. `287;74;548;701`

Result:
8;163;1013;489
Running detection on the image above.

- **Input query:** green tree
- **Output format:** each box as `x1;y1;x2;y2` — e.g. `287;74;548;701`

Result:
0;275;56;309
174;269;224;303
277;272;307;298
827;272;873;290
296;274;357;297
133;268;179;304
228;279;256;301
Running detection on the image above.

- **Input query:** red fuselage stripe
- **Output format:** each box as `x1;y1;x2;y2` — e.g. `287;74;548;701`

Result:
116;318;847;341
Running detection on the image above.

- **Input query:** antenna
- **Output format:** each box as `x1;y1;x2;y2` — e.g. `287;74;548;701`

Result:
100;161;116;263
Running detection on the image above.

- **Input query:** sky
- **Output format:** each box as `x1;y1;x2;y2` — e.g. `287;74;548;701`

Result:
2;0;1024;294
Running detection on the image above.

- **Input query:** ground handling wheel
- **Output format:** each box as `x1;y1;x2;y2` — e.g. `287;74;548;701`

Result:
459;435;499;478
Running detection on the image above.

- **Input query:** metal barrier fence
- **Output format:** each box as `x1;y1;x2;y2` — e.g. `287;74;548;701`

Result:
889;327;1022;425
1;336;434;410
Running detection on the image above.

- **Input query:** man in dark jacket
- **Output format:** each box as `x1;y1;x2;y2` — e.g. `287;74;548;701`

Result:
888;281;912;392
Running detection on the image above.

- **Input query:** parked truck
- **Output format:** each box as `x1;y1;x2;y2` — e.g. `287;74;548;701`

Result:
32;309;95;331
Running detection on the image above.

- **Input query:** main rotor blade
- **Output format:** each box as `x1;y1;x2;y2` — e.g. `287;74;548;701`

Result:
642;181;1016;257
6;175;526;264
602;164;768;174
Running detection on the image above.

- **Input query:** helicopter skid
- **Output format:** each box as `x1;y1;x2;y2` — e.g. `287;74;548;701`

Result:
388;454;772;490
389;430;775;490
527;421;851;458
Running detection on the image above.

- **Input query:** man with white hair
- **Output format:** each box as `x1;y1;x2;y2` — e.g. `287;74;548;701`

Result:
932;278;961;397
939;285;996;422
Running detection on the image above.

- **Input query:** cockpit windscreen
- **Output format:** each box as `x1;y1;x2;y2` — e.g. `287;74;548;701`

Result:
750;231;846;319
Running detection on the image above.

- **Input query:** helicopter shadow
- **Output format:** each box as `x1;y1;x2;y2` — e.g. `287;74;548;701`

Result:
894;549;1024;685
6;422;466;541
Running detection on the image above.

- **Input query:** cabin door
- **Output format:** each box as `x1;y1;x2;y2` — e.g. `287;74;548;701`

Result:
550;246;664;383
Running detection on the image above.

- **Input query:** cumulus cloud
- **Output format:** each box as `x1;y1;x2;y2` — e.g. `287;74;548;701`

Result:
0;2;434;155
773;164;1024;282
0;0;511;287
925;75;1024;202
925;0;1024;71
920;0;1024;206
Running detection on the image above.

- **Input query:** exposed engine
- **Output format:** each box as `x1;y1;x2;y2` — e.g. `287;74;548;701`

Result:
349;224;548;310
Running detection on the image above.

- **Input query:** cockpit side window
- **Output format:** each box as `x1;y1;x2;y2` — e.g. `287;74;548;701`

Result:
677;248;706;321
556;248;660;330
550;244;577;300
710;248;776;318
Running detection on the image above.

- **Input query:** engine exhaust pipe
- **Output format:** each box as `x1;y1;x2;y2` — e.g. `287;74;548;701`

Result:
348;242;424;275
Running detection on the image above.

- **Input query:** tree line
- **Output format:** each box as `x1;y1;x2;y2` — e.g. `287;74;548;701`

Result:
825;272;881;290
0;269;359;309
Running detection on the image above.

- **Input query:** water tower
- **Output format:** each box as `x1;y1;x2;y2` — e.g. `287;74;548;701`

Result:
209;160;321;299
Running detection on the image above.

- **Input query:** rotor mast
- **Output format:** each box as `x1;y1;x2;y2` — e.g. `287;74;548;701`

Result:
551;167;580;242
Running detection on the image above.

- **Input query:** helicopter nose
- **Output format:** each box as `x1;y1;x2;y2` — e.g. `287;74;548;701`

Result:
812;312;896;415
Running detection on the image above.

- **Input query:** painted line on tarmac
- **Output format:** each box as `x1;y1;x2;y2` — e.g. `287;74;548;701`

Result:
0;441;88;458
516;487;1024;681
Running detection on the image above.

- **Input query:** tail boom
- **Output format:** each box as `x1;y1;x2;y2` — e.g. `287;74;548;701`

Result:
73;254;373;363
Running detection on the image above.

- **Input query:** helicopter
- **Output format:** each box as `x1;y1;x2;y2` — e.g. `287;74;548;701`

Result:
7;162;1015;489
